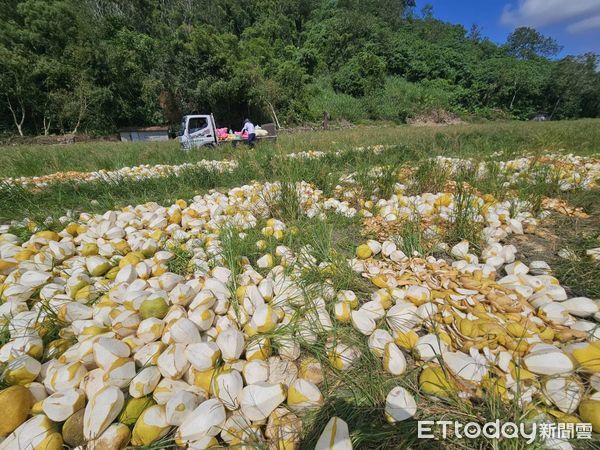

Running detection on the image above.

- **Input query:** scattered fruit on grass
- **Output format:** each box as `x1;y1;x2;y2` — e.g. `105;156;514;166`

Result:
1;153;600;448
385;386;417;422
315;416;352;450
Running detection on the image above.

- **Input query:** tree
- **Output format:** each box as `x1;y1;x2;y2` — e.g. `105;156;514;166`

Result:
337;0;415;27
333;53;386;97
546;53;600;119
6;85;27;136
421;3;434;20
468;24;483;43
506;27;562;60
472;57;551;118
59;77;105;133
0;0;597;134
0;47;31;136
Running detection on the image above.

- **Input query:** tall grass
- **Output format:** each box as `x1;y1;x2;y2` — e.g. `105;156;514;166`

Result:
307;76;455;123
166;246;194;276
408;159;450;195
512;164;562;216
0;144;406;222
2;120;600;237
2;120;599;179
444;182;484;251
394;217;433;257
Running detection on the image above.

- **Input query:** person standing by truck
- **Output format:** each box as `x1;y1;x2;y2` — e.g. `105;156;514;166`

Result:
242;118;256;147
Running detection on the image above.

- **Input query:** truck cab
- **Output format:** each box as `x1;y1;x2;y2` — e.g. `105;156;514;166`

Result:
179;114;218;150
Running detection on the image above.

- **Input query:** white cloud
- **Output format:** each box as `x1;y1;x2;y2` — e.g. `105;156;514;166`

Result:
501;0;600;28
567;15;600;33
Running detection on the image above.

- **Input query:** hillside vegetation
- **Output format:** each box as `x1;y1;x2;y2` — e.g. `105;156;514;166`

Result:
1;0;599;135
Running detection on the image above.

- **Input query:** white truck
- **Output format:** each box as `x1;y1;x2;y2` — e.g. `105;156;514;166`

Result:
179;114;276;150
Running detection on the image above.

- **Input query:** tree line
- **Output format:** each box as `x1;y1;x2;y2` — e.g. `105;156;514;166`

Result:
1;0;599;135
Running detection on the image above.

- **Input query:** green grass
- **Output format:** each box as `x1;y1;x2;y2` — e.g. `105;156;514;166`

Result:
0;144;395;222
297;333;422;450
554;229;600;299
511;163;562;216
407;159;450;195
268;182;303;223
2;120;600;224
166;246;195;277
0;321;9;353
292;215;370;295
1;120;599;179
0;140;223;178
394;217;434;257
218;225;264;276
354;164;400;200
444;182;484;251
561;189;600;215
6;224;34;242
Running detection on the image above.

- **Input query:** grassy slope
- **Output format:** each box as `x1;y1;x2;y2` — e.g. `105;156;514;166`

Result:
1;119;599;178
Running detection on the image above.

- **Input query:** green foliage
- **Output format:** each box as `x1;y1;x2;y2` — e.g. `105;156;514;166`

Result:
332;52;386;97
506;27;562;60
363;77;455;121
468;56;554;119
308;77;456;123
547;54;600;119
0;0;598;134
444;180;483;251
166;246;194;276
408;160;449;195
394;218;432;257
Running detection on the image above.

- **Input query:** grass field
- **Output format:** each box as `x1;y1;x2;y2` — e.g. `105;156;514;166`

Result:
1;119;600;223
1;120;599;449
1;120;600;179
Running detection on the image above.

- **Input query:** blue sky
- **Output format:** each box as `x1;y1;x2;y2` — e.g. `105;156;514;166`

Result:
418;0;600;57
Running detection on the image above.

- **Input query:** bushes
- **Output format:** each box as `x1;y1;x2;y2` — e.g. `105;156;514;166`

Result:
306;82;367;123
366;77;455;121
1;0;598;134
332;53;387;97
309;77;457;123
